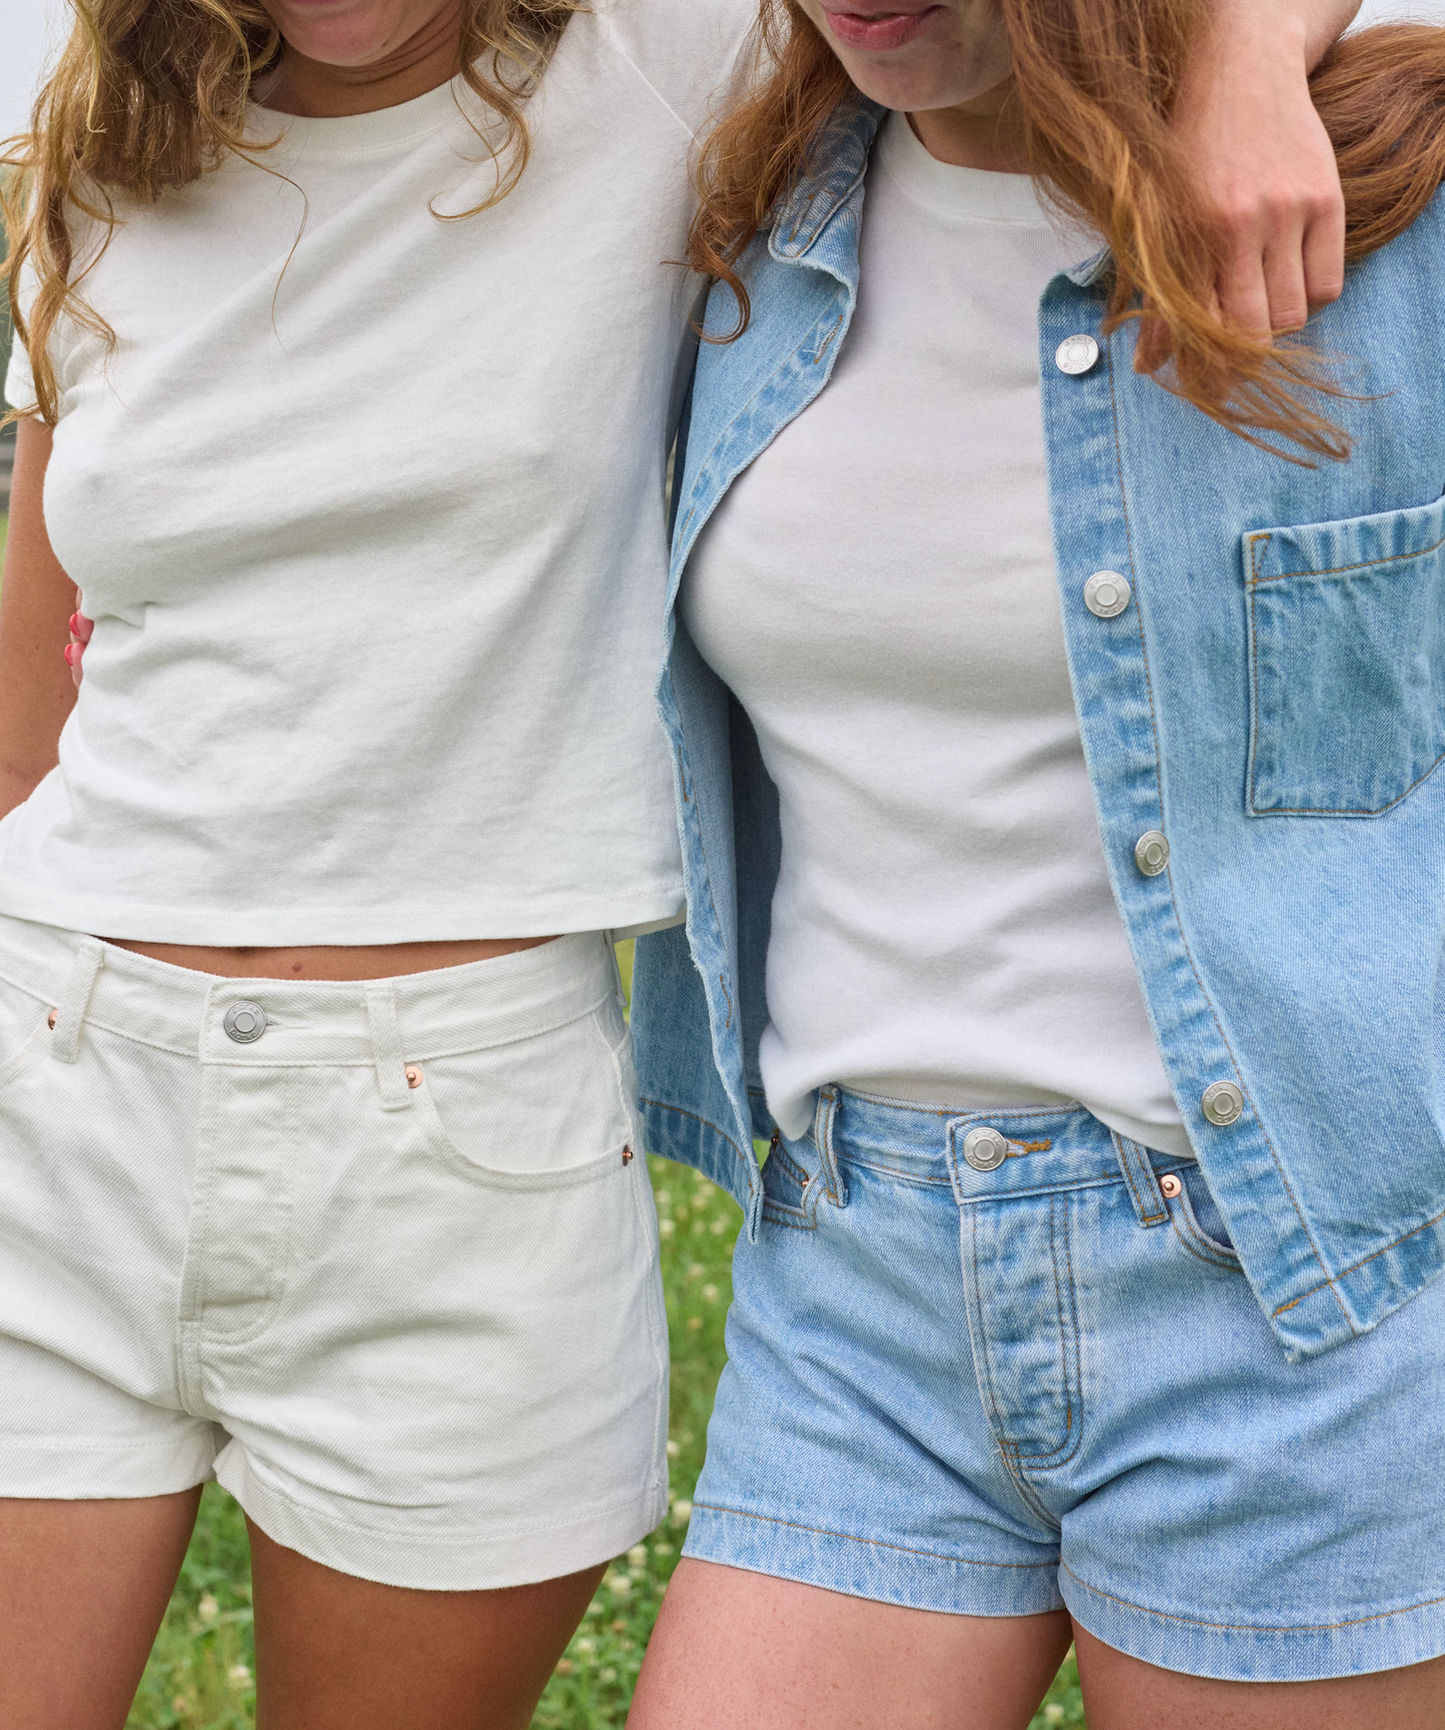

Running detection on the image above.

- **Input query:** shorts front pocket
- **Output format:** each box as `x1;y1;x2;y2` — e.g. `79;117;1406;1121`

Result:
409;1002;638;1191
1244;492;1445;816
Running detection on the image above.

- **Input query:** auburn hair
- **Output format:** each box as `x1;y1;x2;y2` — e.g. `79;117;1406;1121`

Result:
691;6;1445;461
2;0;582;424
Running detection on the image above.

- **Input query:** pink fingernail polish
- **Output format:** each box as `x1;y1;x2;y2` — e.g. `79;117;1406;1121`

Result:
64;644;77;667
69;613;81;635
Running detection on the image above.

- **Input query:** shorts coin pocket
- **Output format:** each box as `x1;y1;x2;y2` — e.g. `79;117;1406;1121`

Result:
1170;1162;1242;1269
761;1137;817;1231
1245;492;1445;816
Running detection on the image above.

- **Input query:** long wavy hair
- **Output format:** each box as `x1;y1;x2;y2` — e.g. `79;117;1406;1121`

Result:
2;0;582;423
692;4;1445;460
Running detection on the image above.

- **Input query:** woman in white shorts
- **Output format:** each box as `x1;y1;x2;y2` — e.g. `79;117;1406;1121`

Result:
0;0;1358;1722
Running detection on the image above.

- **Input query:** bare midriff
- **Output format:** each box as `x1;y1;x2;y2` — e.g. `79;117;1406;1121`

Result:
101;936;560;982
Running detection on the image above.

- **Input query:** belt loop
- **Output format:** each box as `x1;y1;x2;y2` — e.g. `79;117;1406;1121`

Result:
365;984;412;1112
1113;1131;1167;1227
50;939;104;1065
812;1086;848;1208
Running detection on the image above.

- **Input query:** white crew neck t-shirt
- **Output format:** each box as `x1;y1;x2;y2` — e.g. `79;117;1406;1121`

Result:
3;0;752;946
682;112;1188;1155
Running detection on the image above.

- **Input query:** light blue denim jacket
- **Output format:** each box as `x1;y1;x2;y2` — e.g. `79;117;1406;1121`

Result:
633;94;1445;1361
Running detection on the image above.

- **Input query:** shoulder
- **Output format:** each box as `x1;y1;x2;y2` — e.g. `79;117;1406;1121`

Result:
589;0;757;135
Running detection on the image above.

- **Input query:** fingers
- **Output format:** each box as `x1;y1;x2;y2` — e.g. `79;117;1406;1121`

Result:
66;610;93;690
1171;0;1348;347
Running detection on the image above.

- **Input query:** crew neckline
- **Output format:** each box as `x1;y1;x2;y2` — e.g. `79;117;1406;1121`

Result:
243;72;472;157
876;108;1052;226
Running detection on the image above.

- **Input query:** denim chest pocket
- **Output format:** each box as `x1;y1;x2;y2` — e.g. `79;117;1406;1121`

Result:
1245;492;1445;816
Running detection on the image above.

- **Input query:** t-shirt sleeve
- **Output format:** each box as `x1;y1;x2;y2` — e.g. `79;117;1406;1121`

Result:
598;0;758;140
4;260;40;412
4;330;36;413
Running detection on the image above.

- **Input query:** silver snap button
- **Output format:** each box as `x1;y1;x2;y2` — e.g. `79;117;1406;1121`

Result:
1134;831;1170;876
1084;571;1132;618
223;1001;267;1044
963;1127;1010;1173
1055;334;1100;376
1202;1081;1245;1127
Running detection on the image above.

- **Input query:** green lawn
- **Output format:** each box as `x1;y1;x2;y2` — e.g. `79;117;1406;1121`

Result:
0;523;1090;1726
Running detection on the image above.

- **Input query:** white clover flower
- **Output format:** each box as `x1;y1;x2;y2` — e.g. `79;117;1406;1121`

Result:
686;1316;703;1331
652;1540;675;1556
702;1284;719;1302
599;1667;618;1684
695;1182;715;1198
656;1190;672;1209
576;1636;596;1657
227;1663;252;1689
671;1499;692;1523
665;1438;680;1458
1043;1707;1066;1724
197;1595;219;1624
627;1545;648;1567
687;1264;704;1279
609;1574;633;1597
585;1599;603;1617
710;1219;728;1235
659;1219;675;1238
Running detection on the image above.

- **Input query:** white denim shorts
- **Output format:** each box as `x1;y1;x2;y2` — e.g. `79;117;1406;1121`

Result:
0;916;668;1590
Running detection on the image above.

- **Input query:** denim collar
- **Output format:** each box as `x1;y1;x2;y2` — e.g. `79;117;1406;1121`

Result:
767;91;1112;290
768;93;886;262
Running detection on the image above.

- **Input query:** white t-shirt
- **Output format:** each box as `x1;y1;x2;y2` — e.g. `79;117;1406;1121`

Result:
683;112;1189;1154
2;0;752;945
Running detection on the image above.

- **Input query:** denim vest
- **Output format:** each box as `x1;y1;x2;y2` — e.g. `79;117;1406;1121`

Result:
632;94;1445;1361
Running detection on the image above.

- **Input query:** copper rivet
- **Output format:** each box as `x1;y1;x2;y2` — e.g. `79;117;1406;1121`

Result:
622;1146;634;1165
47;1009;57;1030
1160;1174;1183;1198
405;1065;422;1089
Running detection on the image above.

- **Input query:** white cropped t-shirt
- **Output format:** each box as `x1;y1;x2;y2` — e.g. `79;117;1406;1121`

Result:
3;0;751;944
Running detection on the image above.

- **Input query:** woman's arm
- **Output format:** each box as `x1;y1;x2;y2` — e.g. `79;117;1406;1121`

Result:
1175;0;1361;346
0;421;79;820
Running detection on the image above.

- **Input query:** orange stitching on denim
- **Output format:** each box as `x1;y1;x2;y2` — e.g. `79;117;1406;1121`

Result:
1018;1140;1053;1153
1250;752;1445;817
1115;1136;1164;1225
1272;1202;1445;1317
1062;1563;1445;1635
639;1097;752;1173
1247;525;1445;583
813;315;843;364
694;1502;1059;1570
1246;528;1445;816
1169;1208;1242;1272
1105;354;1345;1326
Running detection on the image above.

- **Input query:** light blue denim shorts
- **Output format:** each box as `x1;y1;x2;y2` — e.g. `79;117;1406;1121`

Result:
684;1088;1445;1682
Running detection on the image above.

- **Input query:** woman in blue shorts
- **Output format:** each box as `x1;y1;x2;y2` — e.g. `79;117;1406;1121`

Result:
629;1;1445;1724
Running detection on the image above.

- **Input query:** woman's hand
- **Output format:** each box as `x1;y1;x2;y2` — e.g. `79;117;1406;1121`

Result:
1146;0;1361;366
66;608;91;689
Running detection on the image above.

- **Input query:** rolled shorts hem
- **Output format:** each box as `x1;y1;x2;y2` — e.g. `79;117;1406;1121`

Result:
682;1502;1066;1619
221;1452;671;1592
0;1430;222;1499
1061;1566;1445;1683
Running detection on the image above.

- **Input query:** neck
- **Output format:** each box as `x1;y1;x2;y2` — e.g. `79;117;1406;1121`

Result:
259;0;465;118
908;76;1028;173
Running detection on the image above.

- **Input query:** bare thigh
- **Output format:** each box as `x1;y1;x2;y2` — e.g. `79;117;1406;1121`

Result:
0;1488;203;1730
627;1557;1074;1730
247;1518;604;1730
1076;1626;1445;1730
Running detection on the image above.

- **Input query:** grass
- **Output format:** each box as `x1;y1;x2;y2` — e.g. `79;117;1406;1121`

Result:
0;546;1094;1726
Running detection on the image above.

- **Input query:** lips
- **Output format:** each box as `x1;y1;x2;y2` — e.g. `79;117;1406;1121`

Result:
818;2;945;52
